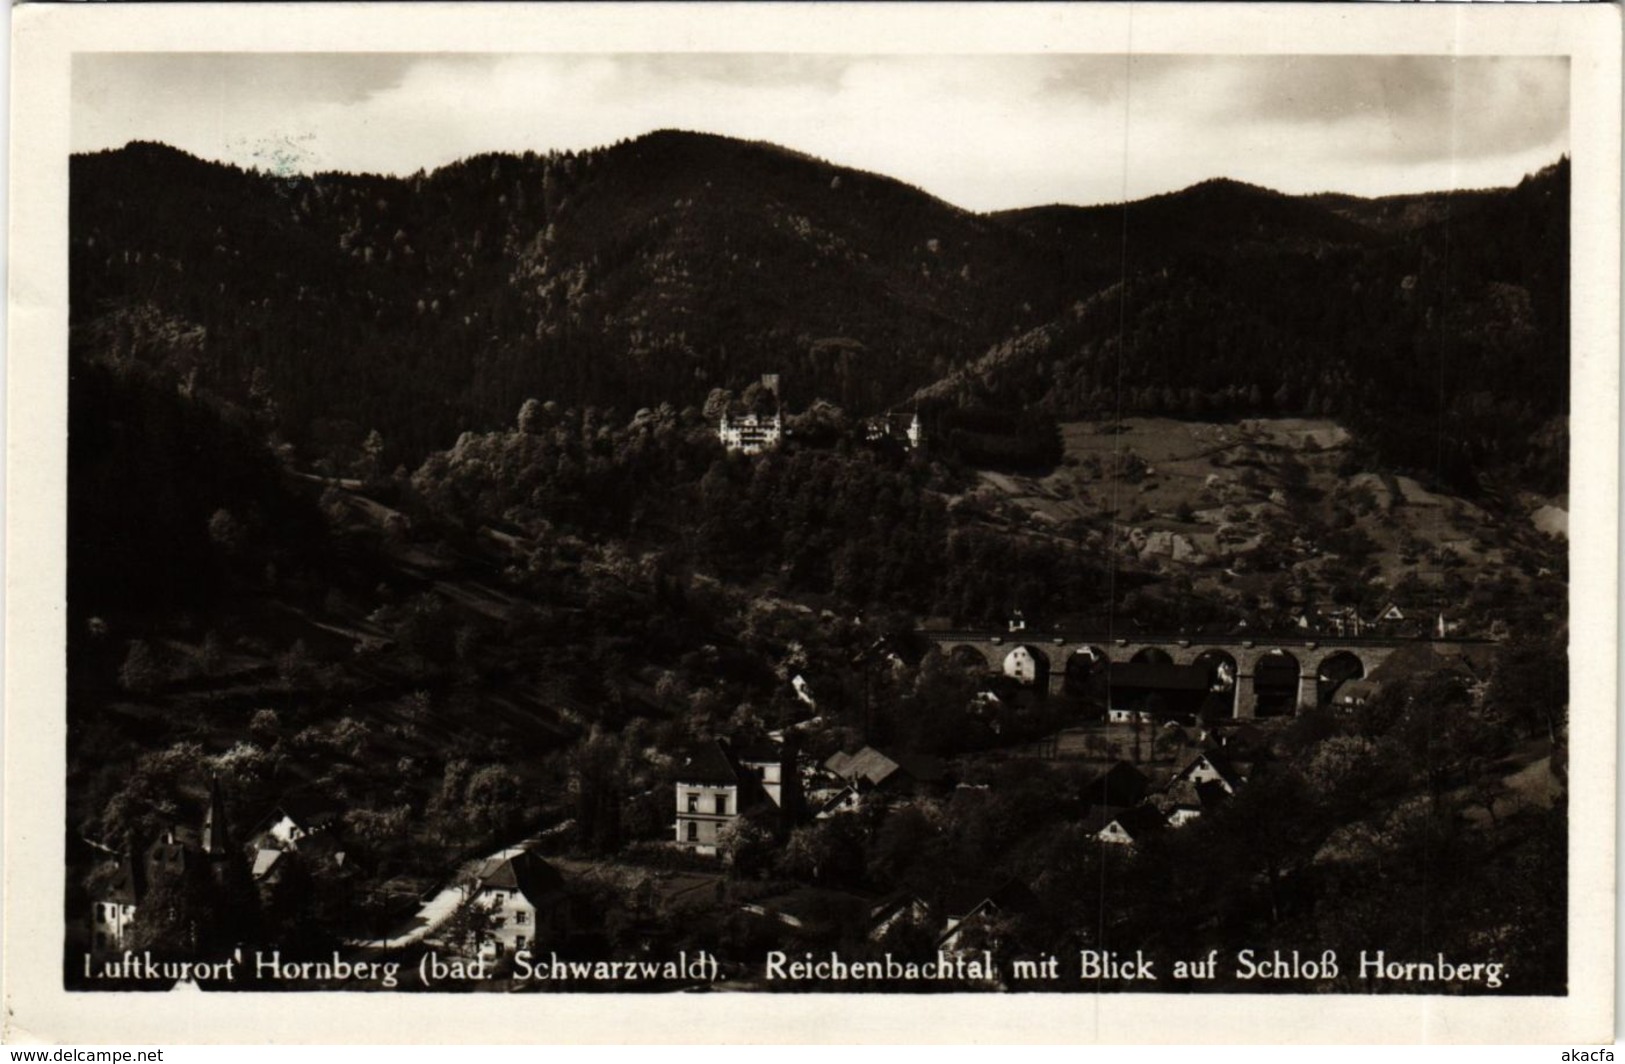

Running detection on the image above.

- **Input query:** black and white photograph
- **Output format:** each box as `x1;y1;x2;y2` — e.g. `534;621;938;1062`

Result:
6;1;1619;1046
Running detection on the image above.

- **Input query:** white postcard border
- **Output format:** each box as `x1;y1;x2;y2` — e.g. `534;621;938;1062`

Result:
6;2;1618;1044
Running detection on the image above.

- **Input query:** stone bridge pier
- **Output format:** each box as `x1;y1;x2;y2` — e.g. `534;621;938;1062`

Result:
921;630;1447;718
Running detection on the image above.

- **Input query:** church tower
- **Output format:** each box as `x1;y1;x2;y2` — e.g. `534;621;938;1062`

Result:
201;775;230;858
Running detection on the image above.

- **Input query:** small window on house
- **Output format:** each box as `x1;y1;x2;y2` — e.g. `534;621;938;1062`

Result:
687;794;698;813
715;795;728;816
516;935;527;951
686;821;699;842
515;911;528;925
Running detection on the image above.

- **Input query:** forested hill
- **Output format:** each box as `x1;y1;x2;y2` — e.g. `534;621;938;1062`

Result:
923;161;1570;494
71;132;1567;490
71;131;1061;464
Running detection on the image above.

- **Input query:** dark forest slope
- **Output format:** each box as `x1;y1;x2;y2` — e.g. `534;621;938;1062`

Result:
71;134;1568;492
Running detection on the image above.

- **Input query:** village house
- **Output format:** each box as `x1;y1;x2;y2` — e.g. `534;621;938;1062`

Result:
675;740;765;854
90;851;145;952
1079;761;1151;811
1002;645;1046;686
252;825;347;885
1368;602;1454;638
250;800;339;851
1106;662;1212;724
824;746;948;797
1307;604;1366;637
90;778;235;952
735;740;800;811
862;411;924;451
1172;749;1247;795
867;891;934;942
813;783;862;820
1163;779;1232;827
937;880;1038;955
1083;803;1168;846
468;848;570;960
247;797;347;883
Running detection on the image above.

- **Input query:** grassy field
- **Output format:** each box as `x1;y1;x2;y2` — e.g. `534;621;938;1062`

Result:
962;417;1561;622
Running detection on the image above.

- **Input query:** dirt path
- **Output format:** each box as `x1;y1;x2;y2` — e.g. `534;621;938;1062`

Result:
342;850;498;951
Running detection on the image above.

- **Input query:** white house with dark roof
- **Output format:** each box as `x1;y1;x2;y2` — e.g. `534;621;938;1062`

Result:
938;880;1038;955
814;783;862;820
735;740;794;809
824;746;947;796
252;800;339;851
91;851;144;952
90;780;232;952
1172;750;1247;794
1164;779;1232;827
1002;645;1044;685
675;740;749;854
469;848;569;959
1083;804;1168;847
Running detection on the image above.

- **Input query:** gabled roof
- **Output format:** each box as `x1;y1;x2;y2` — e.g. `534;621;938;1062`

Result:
144;834;196;880
1080;761;1150;809
1079;805;1132;837
868;890;931;928
1108;662;1212;691
828;746;903;788
815;785;861;818
475;849;567;909
1100;804;1168;842
1175;748;1246;790
1171;777;1233;812
676;741;741;785
252;796;340;837
941;879;1038;923
105;851;147;905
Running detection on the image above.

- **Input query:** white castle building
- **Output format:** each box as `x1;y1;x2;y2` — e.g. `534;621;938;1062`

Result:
718;411;783;454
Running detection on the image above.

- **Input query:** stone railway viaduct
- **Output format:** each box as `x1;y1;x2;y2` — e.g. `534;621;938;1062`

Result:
920;628;1496;719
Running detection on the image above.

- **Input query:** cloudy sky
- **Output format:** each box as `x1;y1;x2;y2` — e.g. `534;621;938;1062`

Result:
72;53;1567;211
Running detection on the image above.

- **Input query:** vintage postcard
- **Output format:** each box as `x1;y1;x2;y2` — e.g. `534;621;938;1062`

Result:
5;1;1619;1045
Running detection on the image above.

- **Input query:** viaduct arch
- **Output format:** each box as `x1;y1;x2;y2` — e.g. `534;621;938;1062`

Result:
927;629;1491;719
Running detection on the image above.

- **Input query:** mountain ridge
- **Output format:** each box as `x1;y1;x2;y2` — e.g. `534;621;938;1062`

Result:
71;130;1568;492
